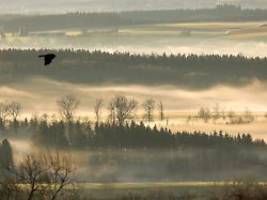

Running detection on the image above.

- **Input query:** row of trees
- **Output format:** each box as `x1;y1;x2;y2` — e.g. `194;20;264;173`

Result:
0;95;263;150
58;95;165;124
0;49;266;90
0;94;263;134
196;105;255;124
0;95;264;149
2;5;267;32
32;95;266;149
33;118;265;150
0;96;260;129
0;101;21;122
56;95;258;126
1;96;265;148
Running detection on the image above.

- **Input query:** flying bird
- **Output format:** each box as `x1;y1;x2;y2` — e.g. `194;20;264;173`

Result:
38;53;56;66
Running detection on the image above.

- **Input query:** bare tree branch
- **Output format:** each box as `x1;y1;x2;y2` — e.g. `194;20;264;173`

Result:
57;95;80;122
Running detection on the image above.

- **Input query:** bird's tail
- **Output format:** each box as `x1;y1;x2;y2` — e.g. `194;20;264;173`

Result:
38;55;45;58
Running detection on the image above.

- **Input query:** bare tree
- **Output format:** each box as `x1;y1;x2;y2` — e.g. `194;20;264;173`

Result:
243;108;255;123
57;95;80;122
41;153;74;200
107;101;116;124
5;152;74;200
8;101;22;121
111;95;138;125
186;115;192;124
198;107;211;123
143;98;156;122
221;108;226;120
17;154;47;200
227;110;236;124
158;101;165;121
94;98;104;124
212;103;221;123
0;102;9;122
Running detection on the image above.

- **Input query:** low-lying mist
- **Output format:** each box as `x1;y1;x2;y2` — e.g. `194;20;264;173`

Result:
1;77;267;140
8;138;267;182
2;36;267;58
3;78;267;113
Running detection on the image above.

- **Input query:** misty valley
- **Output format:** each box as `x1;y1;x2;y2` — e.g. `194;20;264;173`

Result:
1;3;267;200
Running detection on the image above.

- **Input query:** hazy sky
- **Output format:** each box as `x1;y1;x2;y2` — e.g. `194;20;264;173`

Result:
1;0;267;14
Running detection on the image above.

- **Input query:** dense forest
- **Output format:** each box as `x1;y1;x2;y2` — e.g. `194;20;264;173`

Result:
0;49;266;89
1;5;267;32
34;120;265;149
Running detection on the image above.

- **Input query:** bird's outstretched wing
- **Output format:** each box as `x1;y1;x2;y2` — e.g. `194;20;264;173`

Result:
39;54;56;66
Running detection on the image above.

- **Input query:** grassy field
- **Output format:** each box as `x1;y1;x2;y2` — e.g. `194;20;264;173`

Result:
1;21;267;55
119;22;267;40
65;181;267;200
122;22;265;32
76;181;260;189
2;21;267;42
12;181;251;200
74;182;230;198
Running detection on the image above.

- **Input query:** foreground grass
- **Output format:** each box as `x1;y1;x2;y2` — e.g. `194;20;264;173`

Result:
72;181;267;200
3;181;267;200
76;181;253;189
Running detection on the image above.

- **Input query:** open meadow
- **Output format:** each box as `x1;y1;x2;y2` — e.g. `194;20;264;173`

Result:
2;21;267;56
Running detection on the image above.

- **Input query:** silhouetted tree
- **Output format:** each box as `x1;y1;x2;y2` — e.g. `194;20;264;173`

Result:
198;107;211;123
158;101;165;121
143;98;156;122
0;102;9;122
0;139;14;171
94;98;104;124
111;95;138;126
2;101;22;135
8;101;21;121
13;152;74;200
227;110;236;123
243;108;255;123
212;103;221;123
57;95;80;122
107;101;116;124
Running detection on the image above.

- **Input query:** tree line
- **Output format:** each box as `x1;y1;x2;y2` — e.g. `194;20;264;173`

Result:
194;104;255;124
0;95;264;150
33;117;264;150
1;4;267;32
0;49;266;90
